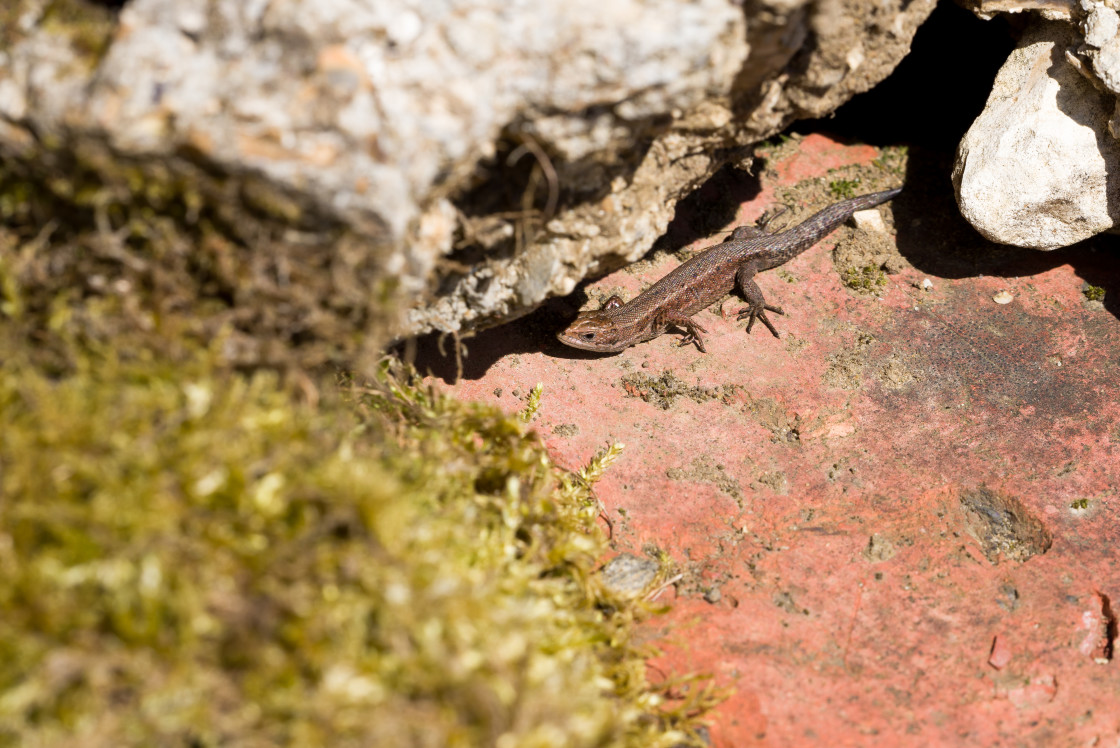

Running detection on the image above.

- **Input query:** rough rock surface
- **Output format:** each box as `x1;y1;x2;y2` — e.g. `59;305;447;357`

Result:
953;21;1120;249
0;0;934;347
954;0;1120;249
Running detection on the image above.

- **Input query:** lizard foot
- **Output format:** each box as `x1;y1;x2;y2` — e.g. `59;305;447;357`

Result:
757;204;792;233
676;321;708;353
736;304;785;338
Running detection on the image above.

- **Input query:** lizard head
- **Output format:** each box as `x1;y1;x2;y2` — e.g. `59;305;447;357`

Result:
556;310;631;352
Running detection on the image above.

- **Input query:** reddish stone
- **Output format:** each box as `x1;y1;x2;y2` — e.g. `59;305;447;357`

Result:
427;133;1120;746
770;133;880;185
987;635;1011;670
1077;592;1115;663
1006;675;1057;709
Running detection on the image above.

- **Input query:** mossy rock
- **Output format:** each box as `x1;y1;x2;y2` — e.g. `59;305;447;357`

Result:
0;342;718;746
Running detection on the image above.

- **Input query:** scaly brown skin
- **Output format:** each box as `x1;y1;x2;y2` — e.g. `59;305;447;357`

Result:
556;188;902;353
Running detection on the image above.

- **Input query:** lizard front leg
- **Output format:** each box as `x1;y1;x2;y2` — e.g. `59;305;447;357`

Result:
734;264;785;338
654;310;708;353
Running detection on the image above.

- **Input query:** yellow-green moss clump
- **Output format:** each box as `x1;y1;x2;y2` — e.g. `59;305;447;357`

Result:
0;346;716;747
1083;284;1106;302
0;131;398;375
840;263;888;294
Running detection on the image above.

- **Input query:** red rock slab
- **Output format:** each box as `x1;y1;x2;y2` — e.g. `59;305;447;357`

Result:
420;134;1120;747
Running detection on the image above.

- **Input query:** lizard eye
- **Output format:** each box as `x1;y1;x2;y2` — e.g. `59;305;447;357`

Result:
581;332;595;340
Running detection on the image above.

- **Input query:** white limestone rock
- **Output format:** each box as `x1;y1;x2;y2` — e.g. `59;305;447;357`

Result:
953;21;1120;249
1083;5;1119;47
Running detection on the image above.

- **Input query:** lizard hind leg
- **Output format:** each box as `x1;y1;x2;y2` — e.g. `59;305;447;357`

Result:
723;204;791;243
734;267;785;338
725;224;767;242
756;204;791;233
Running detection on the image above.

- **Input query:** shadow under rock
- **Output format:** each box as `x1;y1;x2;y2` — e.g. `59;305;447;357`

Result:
652;162;762;254
798;2;1014;151
793;0;1118;322
400;291;615;384
892;145;1120;323
786;0;1120;308
403;162;763;383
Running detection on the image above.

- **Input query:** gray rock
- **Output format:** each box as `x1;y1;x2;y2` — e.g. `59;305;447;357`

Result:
0;0;934;347
953;21;1120;249
599;553;660;597
1083;5;1119;48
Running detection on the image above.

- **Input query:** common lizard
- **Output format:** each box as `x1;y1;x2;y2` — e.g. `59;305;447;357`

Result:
556;187;902;353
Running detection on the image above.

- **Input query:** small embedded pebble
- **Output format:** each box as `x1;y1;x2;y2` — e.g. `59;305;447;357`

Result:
852;209;887;234
988;635;1012;669
703;586;722;604
600;553;659;596
992;290;1014;304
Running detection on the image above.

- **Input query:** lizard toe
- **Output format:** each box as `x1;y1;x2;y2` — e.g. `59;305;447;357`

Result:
738;306;783;338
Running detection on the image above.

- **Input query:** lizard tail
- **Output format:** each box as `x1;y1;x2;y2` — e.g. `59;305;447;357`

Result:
767;187;902;266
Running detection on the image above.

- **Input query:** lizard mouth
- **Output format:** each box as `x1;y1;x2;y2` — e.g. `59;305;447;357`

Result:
555;330;626;353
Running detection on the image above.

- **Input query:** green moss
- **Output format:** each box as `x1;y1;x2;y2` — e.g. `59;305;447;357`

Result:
516;381;544;422
0;143;399;371
39;0;119;68
871;146;908;178
620;370;720;410
0;345;719;746
240;177;305;224
753;133;794;157
828;178;861;199
841;264;887;294
0;242;23;320
1083;284;1106;302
